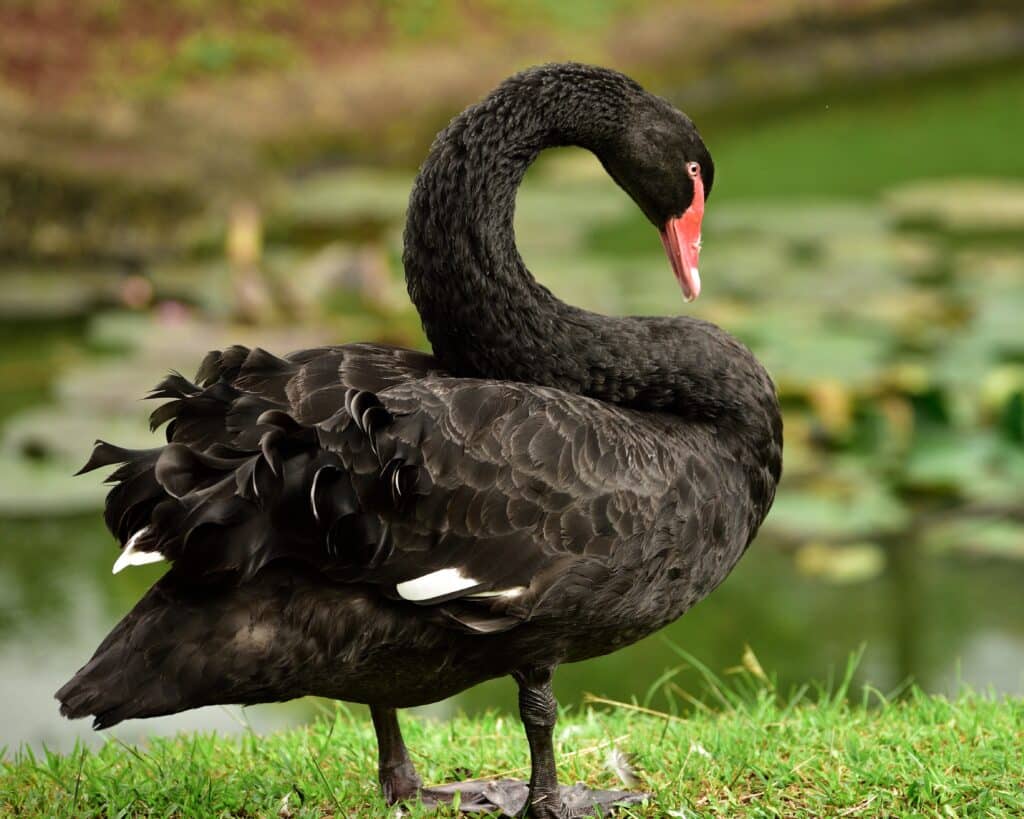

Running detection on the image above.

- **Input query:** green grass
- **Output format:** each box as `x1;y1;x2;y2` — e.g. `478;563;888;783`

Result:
3;656;1022;817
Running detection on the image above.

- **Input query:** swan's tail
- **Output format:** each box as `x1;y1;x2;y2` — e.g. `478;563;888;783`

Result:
55;569;306;728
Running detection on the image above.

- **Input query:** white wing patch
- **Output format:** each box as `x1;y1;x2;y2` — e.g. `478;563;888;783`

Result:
396;568;480;602
112;527;166;575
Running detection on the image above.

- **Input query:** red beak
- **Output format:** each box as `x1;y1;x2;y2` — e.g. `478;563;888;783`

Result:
659;169;705;302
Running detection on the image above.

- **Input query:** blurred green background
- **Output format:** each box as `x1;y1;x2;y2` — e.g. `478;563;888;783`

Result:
2;0;1023;751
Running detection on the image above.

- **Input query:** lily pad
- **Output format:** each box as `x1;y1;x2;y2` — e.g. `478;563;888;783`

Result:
0;455;107;517
886;178;1024;234
0;270;123;319
922;517;1024;559
764;476;909;541
709;201;886;244
900;431;1024;502
274;167;413;230
794;541;887;584
2;408;152;465
740;313;889;391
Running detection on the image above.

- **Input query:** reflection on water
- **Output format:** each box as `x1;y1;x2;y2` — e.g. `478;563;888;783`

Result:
3;514;1023;751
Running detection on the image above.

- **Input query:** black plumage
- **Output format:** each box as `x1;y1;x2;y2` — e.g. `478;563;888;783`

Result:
57;63;782;818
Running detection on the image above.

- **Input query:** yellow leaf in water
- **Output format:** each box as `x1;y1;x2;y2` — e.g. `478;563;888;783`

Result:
879;396;915;452
808;380;852;437
981;365;1024;411
882;362;931;392
795;541;886;584
228;202;263;267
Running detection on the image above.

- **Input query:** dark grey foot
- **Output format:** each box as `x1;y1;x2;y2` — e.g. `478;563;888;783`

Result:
380;759;423;804
412;779;650;817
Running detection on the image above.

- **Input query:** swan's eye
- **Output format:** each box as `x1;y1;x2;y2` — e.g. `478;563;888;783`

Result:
686;161;701;178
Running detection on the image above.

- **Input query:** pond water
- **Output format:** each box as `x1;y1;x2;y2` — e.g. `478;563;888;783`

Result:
3;66;1024;752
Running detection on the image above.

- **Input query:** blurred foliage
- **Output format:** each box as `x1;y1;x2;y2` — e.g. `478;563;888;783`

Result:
4;1;1022;239
111;28;296;98
0;0;648;101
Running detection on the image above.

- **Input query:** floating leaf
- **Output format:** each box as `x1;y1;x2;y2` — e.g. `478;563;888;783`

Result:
765;477;908;540
922;517;1024;559
902;430;1024;503
887;178;1024;234
794;541;887;584
0;455;107;517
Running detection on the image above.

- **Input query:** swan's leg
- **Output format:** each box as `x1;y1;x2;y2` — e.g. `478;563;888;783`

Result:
512;666;651;818
370;705;422;804
401;668;649;816
514;666;562;817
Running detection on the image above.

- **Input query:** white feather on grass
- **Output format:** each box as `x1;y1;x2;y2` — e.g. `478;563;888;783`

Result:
604;746;640;787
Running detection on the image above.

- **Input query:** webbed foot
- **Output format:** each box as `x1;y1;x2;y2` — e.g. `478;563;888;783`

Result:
410;778;650;817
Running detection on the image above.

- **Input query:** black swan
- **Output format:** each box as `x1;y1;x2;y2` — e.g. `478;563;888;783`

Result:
57;63;782;817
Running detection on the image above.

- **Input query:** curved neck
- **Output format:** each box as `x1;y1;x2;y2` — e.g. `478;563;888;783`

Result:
402;66;779;448
404;67;627;385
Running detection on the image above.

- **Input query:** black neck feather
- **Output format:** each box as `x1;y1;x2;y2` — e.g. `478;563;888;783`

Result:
403;64;780;465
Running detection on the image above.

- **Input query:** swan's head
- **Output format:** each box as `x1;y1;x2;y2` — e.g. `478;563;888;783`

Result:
599;94;714;302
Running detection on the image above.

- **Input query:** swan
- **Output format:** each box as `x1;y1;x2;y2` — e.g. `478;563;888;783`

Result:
57;63;782;817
